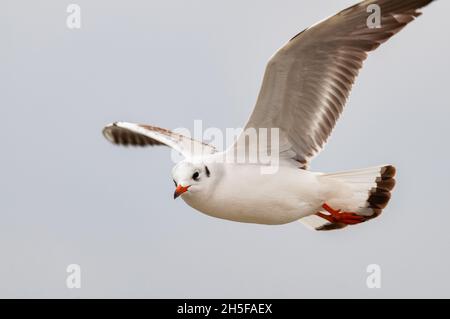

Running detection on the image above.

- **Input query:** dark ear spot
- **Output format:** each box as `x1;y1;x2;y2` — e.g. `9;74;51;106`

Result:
205;166;210;177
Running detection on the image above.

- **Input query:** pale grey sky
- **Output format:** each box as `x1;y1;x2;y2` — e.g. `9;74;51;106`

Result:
1;0;449;298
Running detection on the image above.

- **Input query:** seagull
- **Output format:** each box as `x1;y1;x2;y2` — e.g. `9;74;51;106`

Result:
103;0;435;231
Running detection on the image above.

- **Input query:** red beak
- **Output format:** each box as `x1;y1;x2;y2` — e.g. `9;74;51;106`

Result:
174;185;190;199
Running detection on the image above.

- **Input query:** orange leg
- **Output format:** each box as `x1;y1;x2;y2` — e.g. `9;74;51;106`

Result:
316;203;367;225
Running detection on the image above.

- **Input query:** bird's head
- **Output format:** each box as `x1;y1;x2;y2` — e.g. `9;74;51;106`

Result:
171;159;216;200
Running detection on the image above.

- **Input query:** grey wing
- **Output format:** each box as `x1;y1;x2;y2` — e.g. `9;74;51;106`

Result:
103;122;216;158
233;0;434;166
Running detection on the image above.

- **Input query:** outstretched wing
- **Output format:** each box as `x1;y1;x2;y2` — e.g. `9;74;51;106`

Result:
230;0;434;166
102;122;216;158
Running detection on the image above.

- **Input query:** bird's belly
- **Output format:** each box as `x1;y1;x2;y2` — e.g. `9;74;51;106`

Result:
183;186;319;225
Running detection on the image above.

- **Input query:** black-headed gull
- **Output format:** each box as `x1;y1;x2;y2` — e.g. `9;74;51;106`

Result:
103;0;435;231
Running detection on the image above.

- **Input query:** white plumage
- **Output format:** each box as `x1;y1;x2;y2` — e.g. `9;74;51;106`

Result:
103;0;435;231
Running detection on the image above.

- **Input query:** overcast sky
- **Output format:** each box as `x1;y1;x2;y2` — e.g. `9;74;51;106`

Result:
1;0;449;298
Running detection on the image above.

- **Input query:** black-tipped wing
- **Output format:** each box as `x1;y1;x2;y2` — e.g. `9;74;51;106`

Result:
103;122;216;158
231;0;434;165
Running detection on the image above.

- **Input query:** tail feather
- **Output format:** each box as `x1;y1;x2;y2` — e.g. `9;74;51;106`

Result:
367;165;396;218
300;165;396;231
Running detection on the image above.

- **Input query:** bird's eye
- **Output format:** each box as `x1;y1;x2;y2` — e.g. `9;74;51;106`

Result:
192;172;200;181
173;179;177;187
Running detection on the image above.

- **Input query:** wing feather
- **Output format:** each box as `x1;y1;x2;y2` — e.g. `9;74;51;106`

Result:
231;0;435;165
103;122;216;158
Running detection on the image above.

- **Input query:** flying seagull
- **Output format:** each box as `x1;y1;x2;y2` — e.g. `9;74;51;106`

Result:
103;0;435;231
